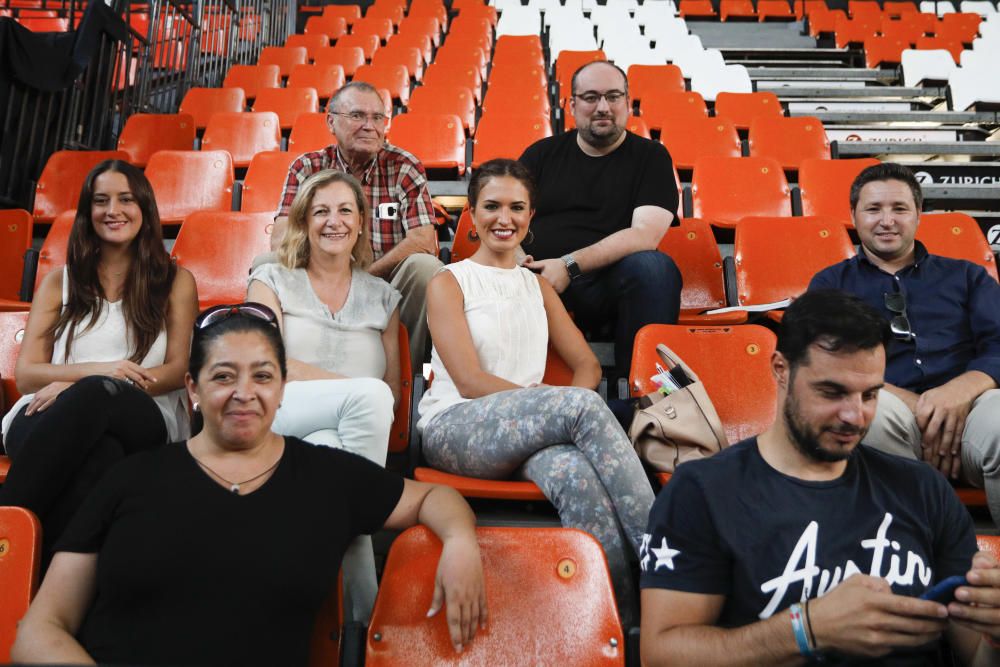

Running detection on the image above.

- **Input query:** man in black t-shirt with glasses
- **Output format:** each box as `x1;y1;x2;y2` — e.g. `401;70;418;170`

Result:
518;61;682;381
640;290;1000;666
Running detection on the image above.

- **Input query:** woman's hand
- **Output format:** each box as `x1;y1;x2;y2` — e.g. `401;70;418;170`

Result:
25;381;73;415
89;360;157;390
427;534;488;653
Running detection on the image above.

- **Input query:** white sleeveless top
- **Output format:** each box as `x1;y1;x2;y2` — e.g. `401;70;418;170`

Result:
417;260;548;430
1;269;189;442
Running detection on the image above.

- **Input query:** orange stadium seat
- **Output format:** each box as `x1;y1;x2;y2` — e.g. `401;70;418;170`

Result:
0;210;32;302
323;4;361;26
390;32;434;66
880;17;926;45
797;157;880;225
366;3;404;29
372;44;425;82
938;12;982;42
0;311;29;407
864;35;911;68
748;115;831;171
201;111;281;169
848;0;881;19
351;16;394;44
555;50;606;98
915;35;964;62
222;64;281;101
18;16;69;31
978;534;1000;557
658;217;744;324
807;7;845;36
640;91;709;132
448;16;493;47
0;507;41;663
493;35;545;69
388;324;413;454
179;87;247;130
679;0;718;18
307;575;343;667
450;207;477;263
625;116;652;139
432;41;488;79
365;526;624;667
146;150;235;225
116;113;196;167
758;0;795;21
336;33;381;61
32;210;74;294
257;45;309;79
627;64;685;107
314;46;366;78
32;150;130;223
354;64;410;105
481;82;550;117
398;15;444;48
489;62;548;90
423;62;483;103
628;324;778;448
884;1;918;17
287;64;346;102
304;15;348;42
834;15;880;48
472;113;552;169
713;91;783;131
659;116;742;171
171;211;273;309
691;156;792;228
252;87;320;129
732;216;855;316
286;33;330;62
453;0;498;24
241;151;300;213
918;212;999;281
387;113;466;174
288;112;337;154
721;0;757;20
408;84;477;134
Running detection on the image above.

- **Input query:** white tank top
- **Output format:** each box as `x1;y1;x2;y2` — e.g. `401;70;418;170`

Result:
417;260;548;430
2;268;189;442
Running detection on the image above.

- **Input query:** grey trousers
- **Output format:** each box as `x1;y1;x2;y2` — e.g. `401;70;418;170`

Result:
863;388;1000;526
389;252;442;370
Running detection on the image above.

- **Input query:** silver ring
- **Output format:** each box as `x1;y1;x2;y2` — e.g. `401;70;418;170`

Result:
124;378;135;386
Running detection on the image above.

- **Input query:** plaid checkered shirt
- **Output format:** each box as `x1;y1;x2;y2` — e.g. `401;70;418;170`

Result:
277;142;435;260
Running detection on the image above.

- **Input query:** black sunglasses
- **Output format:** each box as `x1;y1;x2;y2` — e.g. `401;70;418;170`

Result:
195;302;279;331
883;291;915;341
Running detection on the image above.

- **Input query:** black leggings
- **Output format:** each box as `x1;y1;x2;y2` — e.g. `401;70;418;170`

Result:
0;376;168;563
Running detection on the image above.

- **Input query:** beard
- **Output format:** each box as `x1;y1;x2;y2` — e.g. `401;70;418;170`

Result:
577;114;625;148
783;392;866;463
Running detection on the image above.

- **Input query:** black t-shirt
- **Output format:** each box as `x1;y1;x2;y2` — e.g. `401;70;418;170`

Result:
640;438;977;666
55;437;404;667
518;130;679;260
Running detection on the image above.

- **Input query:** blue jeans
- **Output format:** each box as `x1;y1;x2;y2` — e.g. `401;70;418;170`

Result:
561;250;682;379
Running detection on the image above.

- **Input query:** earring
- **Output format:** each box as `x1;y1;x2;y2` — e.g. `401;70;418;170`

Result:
524;230;535;245
468;229;480;242
192;401;200;413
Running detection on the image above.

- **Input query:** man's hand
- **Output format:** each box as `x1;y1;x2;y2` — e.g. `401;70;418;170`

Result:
809;575;949;658
915;382;976;479
949;551;1000;645
523;258;570;293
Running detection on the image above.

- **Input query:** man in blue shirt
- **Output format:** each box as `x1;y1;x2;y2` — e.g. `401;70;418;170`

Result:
809;163;1000;527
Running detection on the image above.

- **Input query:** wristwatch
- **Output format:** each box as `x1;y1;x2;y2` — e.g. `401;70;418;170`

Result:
561;254;583;281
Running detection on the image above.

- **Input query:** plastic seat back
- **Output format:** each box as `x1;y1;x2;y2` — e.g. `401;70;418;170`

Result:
0;311;30;406
304;15;348;41
714;91;783;131
314;46;365;78
450;207;478;263
241;151;301;213
288;64;346;101
423;63;483;103
0;507;42;662
627;64;686;105
658;217;728;314
408;84;476;134
286;33;330;62
201;111;281;169
391;31;434;65
977;534;1000;559
117;113;196;167
372;45;425;82
389;325;413;454
472;114;552;169
918;212;999;281
640;91;709;132
798;157;881;225
734;216;855;306
758;0;795;20
366;526;624;667
179;87;246;130
692;156;792;228
288;113;337;154
307;574;343;667
629;324;778;443
0;210;32;302
171;211;273;309
354;64;411;105
146;150;235;225
660;116;742;171
33;210;74;293
252;87;320;130
481;82;550;117
32;150;130;223
387;114;465;174
323;4;361;25
222;64;281;101
721;0;757;20
258;45;309;78
337;33;381;61
748;116;830;171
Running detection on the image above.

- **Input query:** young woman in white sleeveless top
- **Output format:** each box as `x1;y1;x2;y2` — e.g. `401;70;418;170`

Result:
0;160;198;563
418;159;654;624
247;169;398;623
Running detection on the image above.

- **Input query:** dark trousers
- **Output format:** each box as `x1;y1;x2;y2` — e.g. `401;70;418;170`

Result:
561;250;682;381
0;376;167;563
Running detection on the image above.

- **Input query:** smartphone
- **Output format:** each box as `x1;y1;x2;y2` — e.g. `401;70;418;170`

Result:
919;575;968;604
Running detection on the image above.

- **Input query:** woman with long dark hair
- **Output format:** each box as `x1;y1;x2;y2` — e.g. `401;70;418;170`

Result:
0;159;198;560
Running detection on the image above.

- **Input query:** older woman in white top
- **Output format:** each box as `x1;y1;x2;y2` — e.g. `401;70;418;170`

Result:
247;169;398;622
418;158;654;624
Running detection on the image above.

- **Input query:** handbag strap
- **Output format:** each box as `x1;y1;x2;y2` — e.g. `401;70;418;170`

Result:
655;343;701;384
652;343;729;450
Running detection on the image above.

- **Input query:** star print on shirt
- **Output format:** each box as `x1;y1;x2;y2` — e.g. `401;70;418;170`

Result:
651;537;681;571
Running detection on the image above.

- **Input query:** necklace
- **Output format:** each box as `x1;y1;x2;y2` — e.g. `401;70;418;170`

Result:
192;455;281;494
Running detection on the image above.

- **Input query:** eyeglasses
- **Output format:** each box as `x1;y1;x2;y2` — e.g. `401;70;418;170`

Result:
573;91;627;106
883;291;915;341
195;303;279;331
330;111;389;125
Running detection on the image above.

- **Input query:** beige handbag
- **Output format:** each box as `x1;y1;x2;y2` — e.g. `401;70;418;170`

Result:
628;343;729;472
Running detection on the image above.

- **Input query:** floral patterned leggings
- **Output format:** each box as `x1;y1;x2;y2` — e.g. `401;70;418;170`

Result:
423;385;654;615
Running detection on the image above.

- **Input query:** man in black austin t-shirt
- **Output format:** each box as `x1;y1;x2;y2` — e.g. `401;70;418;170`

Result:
518;61;682;380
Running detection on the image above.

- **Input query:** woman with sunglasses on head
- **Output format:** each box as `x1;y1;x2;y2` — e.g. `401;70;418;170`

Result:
0;160;198;563
247;169;399;621
418;158;654;624
12;304;486;666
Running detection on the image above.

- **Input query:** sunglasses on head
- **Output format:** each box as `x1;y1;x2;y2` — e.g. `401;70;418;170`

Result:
883;291;915;341
195;303;279;331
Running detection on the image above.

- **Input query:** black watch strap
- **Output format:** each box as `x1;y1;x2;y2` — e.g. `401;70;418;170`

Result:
561;254;583;280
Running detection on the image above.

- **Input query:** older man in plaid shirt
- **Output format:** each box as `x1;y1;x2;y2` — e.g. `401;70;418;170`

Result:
270;81;442;368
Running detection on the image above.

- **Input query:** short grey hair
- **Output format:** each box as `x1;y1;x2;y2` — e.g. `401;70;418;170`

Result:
327;81;382;114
